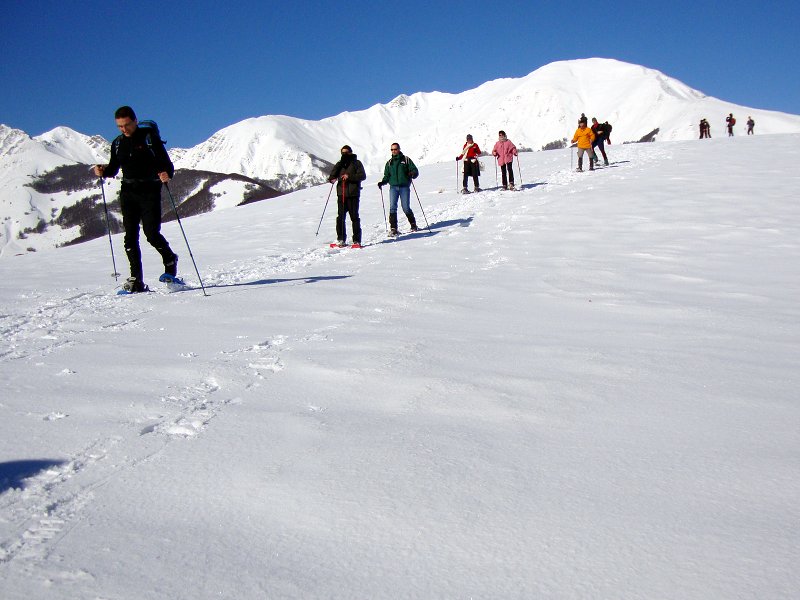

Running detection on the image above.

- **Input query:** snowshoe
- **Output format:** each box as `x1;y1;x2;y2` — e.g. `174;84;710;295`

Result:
118;277;150;295
159;273;186;285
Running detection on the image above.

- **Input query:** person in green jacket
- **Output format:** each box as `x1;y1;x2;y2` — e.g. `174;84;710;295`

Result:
377;142;419;236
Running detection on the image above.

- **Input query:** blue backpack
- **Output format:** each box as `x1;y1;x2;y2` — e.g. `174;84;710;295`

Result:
113;119;165;155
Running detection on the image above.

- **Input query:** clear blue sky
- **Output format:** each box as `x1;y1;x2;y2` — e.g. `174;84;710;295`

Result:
2;0;798;148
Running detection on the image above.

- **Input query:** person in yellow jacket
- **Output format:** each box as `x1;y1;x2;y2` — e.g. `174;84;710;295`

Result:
571;117;597;172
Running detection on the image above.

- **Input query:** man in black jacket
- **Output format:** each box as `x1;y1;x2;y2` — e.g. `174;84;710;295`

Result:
328;145;367;247
94;106;178;292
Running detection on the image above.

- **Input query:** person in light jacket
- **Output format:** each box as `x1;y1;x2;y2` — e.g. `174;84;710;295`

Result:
492;131;518;190
571;117;596;172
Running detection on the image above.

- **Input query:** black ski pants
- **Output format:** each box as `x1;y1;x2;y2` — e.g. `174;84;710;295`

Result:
336;194;361;244
120;182;175;280
462;159;480;190
592;138;608;163
500;162;514;187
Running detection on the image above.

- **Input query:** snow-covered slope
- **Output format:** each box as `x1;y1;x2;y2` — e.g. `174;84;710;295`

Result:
3;58;800;257
1;134;798;599
174;58;800;183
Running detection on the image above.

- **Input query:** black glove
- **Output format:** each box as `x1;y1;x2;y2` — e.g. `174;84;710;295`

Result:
378;181;385;188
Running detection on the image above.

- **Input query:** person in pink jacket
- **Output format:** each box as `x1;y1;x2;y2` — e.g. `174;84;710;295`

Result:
492;131;518;190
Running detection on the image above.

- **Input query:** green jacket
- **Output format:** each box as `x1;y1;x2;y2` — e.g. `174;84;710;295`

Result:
380;153;419;186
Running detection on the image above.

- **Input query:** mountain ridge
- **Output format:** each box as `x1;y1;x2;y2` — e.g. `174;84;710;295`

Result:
2;57;799;256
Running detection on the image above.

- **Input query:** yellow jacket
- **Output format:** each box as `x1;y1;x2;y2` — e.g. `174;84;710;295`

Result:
572;126;596;149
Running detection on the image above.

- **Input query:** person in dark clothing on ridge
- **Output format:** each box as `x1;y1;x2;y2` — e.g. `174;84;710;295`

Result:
590;118;609;166
726;113;736;136
378;142;419;237
699;118;711;139
93;106;178;293
747;116;755;135
328;145;367;247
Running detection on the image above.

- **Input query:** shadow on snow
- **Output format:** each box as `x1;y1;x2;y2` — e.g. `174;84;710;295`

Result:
0;459;66;494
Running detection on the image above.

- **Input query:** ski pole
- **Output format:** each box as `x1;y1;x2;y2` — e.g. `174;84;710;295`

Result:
315;182;335;236
515;155;523;188
379;185;387;232
410;181;432;233
341;178;346;243
455;160;459;193
98;176;120;281
164;183;208;297
495;157;498;188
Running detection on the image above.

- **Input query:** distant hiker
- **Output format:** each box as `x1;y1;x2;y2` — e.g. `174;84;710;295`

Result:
457;134;482;193
492;131;518;190
93;106;178;293
590;118;609;166
378;142;419;236
699;118;711;139
747;116;755;135
603;121;613;144
571;117;597;172
726;113;736;136
328;145;366;247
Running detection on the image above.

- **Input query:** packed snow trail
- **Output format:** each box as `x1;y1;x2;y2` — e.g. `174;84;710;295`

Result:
1;136;799;599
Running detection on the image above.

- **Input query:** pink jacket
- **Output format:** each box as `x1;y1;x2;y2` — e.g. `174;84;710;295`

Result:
492;139;518;166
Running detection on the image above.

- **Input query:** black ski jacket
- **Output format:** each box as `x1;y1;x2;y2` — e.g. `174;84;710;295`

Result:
103;126;174;182
328;154;366;198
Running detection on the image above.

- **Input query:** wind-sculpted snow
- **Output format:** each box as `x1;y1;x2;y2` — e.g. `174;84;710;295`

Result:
0;136;799;598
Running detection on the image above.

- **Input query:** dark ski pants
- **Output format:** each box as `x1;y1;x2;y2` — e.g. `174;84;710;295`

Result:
462;160;480;190
336;195;361;244
500;162;515;187
592;139;608;163
120;182;175;280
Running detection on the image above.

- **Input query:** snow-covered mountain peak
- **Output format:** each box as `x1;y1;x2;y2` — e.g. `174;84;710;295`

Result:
35;126;109;164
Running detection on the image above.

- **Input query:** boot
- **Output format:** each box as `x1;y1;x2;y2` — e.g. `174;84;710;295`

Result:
389;213;399;237
164;253;178;277
577;157;583;172
589;157;595;171
122;277;149;293
406;212;418;232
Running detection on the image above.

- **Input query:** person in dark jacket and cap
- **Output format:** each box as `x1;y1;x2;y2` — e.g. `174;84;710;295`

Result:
93;105;179;293
328;145;367;247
